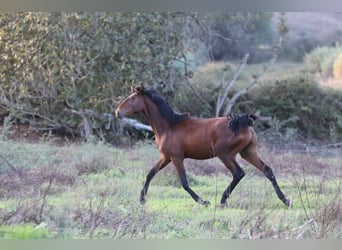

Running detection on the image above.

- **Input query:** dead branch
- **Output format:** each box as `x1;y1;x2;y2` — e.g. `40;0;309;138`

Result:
214;13;287;117
215;54;249;117
222;53;278;116
66;109;95;140
183;77;207;104
120;118;152;132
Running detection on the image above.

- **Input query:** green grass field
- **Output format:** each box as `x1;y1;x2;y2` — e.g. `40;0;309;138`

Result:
0;139;340;239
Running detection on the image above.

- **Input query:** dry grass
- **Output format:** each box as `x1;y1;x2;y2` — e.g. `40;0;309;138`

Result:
0;139;340;239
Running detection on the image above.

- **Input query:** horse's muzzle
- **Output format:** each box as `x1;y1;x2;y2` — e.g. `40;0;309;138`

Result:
115;109;125;120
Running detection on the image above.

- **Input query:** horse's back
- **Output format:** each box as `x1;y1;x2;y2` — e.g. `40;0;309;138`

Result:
170;117;231;159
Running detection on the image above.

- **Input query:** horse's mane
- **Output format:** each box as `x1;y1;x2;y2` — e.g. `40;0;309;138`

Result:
143;89;190;125
228;113;257;134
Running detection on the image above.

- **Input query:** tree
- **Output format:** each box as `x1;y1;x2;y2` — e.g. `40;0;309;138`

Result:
182;13;288;117
0;12;188;143
185;13;276;64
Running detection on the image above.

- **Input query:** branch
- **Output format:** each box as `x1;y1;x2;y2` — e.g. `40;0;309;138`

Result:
222;54;278;116
183;77;207;104
215;54;249;117
180;51;207;104
0;154;23;178
215;13;287;117
66;109;95;140
120;118;152;132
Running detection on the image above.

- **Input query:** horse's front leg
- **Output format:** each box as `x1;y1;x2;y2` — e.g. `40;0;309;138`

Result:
172;157;210;206
140;155;171;205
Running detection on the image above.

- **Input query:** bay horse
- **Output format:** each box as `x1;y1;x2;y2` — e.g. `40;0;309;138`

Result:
115;85;290;207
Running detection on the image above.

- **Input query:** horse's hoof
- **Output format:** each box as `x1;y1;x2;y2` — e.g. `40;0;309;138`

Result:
203;200;210;207
197;198;210;207
285;198;292;208
220;202;228;208
140;197;146;205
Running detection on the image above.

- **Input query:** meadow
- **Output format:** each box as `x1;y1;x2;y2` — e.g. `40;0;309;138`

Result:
1;12;341;240
0;139;340;239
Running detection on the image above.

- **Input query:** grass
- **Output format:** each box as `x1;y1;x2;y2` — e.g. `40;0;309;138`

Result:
0;139;341;239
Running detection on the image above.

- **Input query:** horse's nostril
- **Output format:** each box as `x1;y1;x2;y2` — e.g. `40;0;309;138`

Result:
116;110;124;119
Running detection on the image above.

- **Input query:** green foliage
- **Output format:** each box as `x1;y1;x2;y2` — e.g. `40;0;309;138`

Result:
250;73;342;141
173;62;342;142
0;13;187;143
173;62;230;117
173;61;254;118
304;46;342;78
0;225;51;239
279;13;342;62
281;30;321;61
189;13;276;63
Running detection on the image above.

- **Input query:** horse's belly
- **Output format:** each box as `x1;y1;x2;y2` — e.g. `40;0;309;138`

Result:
183;142;215;159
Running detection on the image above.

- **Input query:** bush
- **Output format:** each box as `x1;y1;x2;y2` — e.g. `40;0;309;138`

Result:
304;46;342;78
333;53;342;79
281;30;321;62
0;13;188;144
173;61;252;118
250;73;342;141
173;62;230;117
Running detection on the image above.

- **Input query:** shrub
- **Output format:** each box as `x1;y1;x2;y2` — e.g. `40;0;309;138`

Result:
304;46;342;78
250;73;342;141
173;61;251;118
333;53;342;79
0;13;188;144
173;62;231;117
281;30;321;61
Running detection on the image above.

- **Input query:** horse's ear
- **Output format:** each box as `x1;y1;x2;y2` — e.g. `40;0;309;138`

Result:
140;83;145;93
135;83;145;95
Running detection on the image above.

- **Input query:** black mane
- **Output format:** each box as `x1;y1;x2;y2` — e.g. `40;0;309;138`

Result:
143;89;190;125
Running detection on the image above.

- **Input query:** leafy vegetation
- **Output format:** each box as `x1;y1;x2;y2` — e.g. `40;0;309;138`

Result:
0;13;188;143
1;12;341;143
249;73;342;141
188;13;276;63
0;12;341;240
172;61;342;142
304;46;342;78
0;12;288;144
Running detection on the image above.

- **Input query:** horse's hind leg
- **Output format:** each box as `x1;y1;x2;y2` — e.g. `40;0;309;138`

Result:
240;137;290;207
218;155;245;207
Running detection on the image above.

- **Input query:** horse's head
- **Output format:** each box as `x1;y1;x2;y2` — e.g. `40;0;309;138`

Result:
115;84;146;119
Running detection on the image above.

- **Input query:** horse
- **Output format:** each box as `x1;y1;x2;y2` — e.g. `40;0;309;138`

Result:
115;84;291;207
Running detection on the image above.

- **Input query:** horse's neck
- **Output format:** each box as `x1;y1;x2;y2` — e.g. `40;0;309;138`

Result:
143;98;170;140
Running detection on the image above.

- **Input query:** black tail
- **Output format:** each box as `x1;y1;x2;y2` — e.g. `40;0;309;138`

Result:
228;113;257;134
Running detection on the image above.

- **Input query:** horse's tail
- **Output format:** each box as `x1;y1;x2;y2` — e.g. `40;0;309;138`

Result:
228;113;257;134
